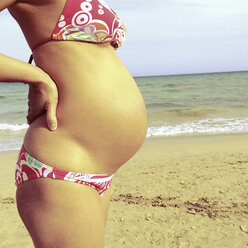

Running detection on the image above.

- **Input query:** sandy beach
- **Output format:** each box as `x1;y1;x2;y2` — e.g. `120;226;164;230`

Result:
0;134;248;247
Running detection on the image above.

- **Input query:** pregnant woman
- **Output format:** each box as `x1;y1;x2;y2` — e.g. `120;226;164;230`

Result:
0;0;147;247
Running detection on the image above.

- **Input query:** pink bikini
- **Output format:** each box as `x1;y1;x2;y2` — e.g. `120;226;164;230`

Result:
29;0;126;62
16;0;127;195
16;145;114;196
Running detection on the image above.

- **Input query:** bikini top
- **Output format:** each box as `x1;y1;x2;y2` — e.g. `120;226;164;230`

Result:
29;0;127;62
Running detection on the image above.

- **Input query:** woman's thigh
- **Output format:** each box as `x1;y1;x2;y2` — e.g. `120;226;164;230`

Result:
16;178;110;248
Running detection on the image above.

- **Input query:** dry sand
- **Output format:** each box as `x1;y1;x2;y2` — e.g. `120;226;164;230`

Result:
0;134;248;248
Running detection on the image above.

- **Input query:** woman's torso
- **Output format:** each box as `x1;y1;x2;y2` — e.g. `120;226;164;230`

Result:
8;0;147;174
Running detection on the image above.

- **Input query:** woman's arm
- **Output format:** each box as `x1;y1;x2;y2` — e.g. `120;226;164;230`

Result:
0;53;48;84
0;53;58;130
1;1;58;130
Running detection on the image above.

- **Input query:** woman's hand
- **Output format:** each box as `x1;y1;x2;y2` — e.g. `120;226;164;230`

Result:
0;53;58;130
27;75;58;131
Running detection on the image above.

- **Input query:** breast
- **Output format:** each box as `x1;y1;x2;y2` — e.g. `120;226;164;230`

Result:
52;0;127;49
30;41;148;171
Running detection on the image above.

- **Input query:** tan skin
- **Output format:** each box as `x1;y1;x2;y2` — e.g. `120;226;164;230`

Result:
1;0;147;247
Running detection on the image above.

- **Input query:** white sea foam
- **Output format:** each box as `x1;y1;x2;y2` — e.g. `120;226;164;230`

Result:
1;118;248;151
0;146;21;152
146;117;248;137
0;123;29;131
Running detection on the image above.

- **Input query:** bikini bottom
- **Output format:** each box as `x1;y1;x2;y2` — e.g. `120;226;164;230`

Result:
15;145;114;197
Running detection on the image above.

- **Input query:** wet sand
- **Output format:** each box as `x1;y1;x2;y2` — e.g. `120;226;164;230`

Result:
1;134;248;247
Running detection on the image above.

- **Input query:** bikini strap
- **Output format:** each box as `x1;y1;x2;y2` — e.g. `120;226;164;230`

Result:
28;38;52;64
31;38;52;52
28;54;33;64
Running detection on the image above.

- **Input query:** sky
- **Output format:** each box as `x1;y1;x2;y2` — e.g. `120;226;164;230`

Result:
1;0;248;76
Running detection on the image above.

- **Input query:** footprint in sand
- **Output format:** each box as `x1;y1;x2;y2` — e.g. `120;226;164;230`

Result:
1;197;15;204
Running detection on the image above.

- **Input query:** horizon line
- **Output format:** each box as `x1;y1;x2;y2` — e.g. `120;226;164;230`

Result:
134;69;248;78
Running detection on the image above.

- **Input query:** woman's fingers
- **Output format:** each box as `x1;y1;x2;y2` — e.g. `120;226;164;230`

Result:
26;72;59;130
26;114;32;125
26;112;37;125
45;101;58;131
26;107;44;125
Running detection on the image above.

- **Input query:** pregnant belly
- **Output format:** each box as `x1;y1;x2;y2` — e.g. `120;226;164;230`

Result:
24;43;147;173
58;73;147;170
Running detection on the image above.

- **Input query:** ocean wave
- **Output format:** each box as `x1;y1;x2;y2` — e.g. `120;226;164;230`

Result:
146;117;248;137
174;108;218;116
1;117;248;151
0;123;29;131
146;102;181;109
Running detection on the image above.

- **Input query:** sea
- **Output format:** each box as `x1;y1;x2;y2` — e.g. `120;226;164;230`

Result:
0;71;248;151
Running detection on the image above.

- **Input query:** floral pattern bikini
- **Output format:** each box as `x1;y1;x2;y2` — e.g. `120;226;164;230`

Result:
16;0;127;196
31;0;126;53
16;146;114;196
